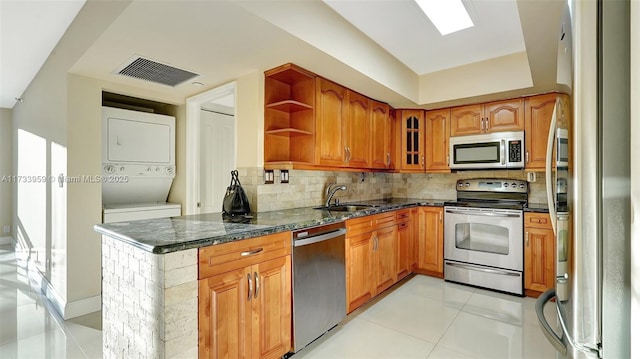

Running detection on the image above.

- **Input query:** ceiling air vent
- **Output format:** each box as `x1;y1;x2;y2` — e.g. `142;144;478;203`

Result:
115;56;199;87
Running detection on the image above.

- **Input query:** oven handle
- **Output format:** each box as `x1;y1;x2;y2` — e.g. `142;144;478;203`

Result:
445;262;521;277
445;209;521;218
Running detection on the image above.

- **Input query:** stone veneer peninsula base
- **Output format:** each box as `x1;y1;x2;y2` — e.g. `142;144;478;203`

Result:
101;235;199;358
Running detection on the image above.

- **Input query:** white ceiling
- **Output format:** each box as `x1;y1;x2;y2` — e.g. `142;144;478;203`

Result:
324;0;527;75
0;0;568;110
0;0;85;108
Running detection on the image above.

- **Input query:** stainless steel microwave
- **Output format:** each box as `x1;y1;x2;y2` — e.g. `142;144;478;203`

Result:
449;131;525;170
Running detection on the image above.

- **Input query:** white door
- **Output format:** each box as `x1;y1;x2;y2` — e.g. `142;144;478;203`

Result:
199;110;235;213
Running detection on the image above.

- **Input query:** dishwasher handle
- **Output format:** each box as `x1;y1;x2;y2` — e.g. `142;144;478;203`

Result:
294;228;346;247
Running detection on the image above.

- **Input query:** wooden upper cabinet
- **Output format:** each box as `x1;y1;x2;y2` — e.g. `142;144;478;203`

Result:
425;108;450;172
316;78;348;167
450;99;524;136
345;90;371;168
485;98;525;132
264;63;316;168
525;93;557;169
371;100;392;169
399;109;425;171
450;104;483;136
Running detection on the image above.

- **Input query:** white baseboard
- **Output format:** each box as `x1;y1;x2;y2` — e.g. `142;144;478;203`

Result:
24;257;101;320
0;236;14;245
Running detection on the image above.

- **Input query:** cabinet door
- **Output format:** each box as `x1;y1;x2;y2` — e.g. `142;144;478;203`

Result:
400;110;425;171
485;98;525;133
524;227;555;293
425;108;450;171
316;78;348;167
199;267;252;359
417;207;444;275
252;256;292;359
525;94;557;170
410;208;419;271
371;101;391;169
346;232;375;313
450;104;483;136
374;226;397;294
396;221;412;280
345;90;371;168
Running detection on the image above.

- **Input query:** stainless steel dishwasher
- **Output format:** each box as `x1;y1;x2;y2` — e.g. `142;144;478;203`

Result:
291;222;346;353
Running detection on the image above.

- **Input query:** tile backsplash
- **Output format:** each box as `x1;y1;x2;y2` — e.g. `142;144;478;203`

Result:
238;167;548;212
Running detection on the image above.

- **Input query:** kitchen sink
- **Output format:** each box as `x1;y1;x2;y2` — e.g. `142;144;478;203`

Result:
313;204;378;212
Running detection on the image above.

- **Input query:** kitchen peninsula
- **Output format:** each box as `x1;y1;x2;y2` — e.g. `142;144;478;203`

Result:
94;198;444;358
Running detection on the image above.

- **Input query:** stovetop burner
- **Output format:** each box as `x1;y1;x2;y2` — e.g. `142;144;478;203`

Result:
444;199;526;211
449;178;528;210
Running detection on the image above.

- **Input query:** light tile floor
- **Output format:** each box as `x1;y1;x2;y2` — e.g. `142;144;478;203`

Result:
294;274;559;359
1;243;558;359
0;244;102;359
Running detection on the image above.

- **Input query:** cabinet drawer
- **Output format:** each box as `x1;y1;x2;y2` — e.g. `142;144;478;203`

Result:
525;212;552;229
347;212;396;236
395;209;411;223
198;231;291;279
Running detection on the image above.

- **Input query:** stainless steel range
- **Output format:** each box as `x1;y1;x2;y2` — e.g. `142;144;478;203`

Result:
444;178;528;295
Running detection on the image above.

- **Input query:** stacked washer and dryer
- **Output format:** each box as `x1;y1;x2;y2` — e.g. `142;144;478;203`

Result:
101;106;181;223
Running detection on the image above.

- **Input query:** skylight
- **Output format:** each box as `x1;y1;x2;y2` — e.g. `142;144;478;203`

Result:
415;0;474;36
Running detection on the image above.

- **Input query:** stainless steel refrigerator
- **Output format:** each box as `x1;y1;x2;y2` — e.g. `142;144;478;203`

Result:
536;0;631;358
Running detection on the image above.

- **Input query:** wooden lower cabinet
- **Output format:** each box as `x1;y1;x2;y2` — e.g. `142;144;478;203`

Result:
374;225;397;294
524;213;555;296
345;218;397;313
345;231;375;312
396;209;413;279
415;207;444;277
198;233;292;359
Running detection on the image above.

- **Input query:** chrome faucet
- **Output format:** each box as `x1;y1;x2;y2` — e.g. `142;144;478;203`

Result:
325;184;347;207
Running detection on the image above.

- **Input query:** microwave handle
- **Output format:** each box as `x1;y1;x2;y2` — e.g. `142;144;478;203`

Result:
500;139;506;165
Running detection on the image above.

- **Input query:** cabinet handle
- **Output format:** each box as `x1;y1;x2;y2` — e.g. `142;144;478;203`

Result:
481;118;485;131
347;147;352;162
526;232;529;246
241;248;263;256
254;272;259;299
373;235;378;251
386;153;391;167
247;273;252;301
526;151;530;164
421;155;425;168
439;210;443;223
344;146;348;163
485;118;489;131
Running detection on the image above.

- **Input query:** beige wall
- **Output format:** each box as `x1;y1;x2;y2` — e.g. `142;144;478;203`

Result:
0;108;12;237
235;71;264;168
10;0;132;314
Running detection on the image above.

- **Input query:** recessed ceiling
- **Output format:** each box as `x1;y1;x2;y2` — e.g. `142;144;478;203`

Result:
0;0;85;108
323;0;527;75
1;0;567;110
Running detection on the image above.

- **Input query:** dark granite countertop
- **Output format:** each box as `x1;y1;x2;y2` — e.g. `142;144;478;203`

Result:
94;198;446;254
524;203;550;213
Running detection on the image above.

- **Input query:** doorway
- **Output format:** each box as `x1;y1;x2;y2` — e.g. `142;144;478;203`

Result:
186;82;237;215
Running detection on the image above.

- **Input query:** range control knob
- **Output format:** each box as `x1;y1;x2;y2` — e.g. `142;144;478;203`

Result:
458;182;464;187
511;183;517;188
119;166;125;172
104;164;115;174
519;184;526;189
465;182;470;187
155;167;160;172
503;183;509;188
165;167;175;175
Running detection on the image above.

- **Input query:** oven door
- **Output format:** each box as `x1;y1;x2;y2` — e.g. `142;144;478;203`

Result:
444;206;523;271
